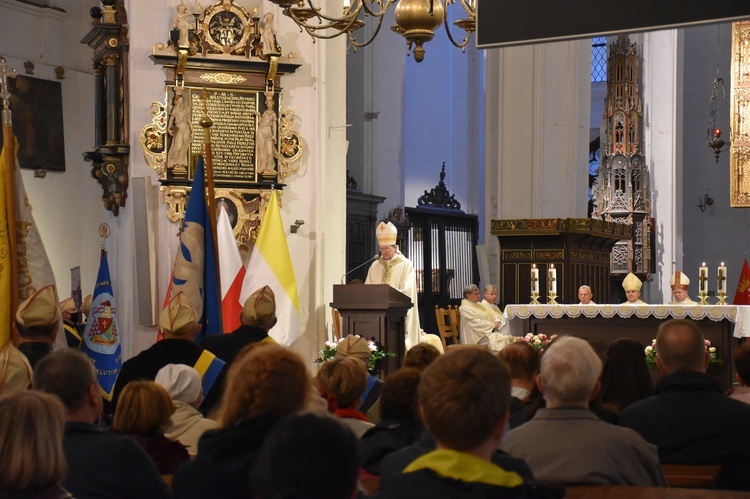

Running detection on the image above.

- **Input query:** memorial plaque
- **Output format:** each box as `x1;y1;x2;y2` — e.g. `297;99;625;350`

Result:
163;86;279;185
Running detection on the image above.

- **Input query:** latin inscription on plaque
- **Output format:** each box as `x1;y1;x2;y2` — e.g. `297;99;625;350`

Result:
189;88;258;182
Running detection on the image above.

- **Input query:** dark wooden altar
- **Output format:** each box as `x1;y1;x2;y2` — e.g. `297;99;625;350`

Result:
507;310;737;392
491;218;632;307
331;283;411;376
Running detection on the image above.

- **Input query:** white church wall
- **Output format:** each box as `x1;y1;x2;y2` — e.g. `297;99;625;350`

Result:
0;0;101;307
484;40;590;288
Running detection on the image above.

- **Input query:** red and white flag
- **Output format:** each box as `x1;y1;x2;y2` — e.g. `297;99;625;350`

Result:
733;258;750;305
217;205;244;333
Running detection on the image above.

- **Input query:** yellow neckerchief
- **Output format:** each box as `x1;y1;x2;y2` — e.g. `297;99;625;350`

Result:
404;449;524;488
379;253;404;286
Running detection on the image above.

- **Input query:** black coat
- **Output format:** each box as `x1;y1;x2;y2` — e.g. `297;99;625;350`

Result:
620;370;750;490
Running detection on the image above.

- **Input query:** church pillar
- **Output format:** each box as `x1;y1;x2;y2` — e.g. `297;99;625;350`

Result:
484;40;591;287
641;30;683;302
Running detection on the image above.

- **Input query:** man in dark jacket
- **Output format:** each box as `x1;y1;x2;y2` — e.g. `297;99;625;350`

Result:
113;291;224;415
34;349;170;499
620;318;750;490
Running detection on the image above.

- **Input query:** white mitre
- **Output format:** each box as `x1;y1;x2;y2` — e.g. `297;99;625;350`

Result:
376;221;398;246
670;270;690;290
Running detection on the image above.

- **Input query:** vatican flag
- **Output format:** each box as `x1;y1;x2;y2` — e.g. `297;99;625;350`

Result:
0;137;62;349
240;191;301;346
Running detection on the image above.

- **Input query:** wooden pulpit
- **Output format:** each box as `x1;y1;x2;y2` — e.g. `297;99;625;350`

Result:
331;284;412;376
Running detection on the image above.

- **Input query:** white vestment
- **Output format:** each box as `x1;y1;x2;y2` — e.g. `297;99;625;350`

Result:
365;253;422;350
460;299;512;351
668;297;697;305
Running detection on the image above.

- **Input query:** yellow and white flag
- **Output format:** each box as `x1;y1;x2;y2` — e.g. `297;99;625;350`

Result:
0;141;12;348
240;191;301;345
0;138;62;348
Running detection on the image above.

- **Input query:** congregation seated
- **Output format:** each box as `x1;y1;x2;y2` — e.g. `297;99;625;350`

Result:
251;412;359;499
401;343;441;371
113;380;190;475
360;367;423;483
375;348;562;498
0;391;71;499
154;363;218;457
0;342;32;395
597;338;653;415
316;356;374;438
172;343;309;499
15;285;60;368
335;334;383;423
726;341;750;404
112;292;225;416
499;342;539;429
34;349;170;499
619;318;750;490
500;336;667;487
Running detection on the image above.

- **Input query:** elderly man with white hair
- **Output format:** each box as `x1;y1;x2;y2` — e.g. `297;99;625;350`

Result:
500;336;667;487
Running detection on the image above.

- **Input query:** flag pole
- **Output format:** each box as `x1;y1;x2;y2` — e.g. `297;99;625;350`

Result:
0;57;19;343
199;87;222;332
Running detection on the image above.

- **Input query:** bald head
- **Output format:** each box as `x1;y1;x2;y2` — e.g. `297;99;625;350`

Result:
655;319;707;374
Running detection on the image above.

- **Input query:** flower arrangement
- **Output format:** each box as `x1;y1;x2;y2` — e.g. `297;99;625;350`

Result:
514;333;558;353
644;338;722;366
314;336;397;373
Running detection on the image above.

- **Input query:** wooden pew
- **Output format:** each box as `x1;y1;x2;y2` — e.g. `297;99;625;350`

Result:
566;485;750;498
661;464;721;488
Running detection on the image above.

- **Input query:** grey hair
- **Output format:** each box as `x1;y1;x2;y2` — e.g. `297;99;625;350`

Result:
484;284;498;294
463;284;479;298
540;336;601;406
578;285;592;294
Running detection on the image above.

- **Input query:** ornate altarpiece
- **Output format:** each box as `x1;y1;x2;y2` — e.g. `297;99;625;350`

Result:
139;0;305;248
731;21;750;207
591;34;652;281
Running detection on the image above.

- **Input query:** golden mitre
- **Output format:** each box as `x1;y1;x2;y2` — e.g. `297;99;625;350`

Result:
622;273;643;291
376;221;398;246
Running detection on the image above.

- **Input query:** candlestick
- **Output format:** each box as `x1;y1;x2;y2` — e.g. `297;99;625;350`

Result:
531;264;539;295
548;264;557;295
718;262;727;295
699;263;708;295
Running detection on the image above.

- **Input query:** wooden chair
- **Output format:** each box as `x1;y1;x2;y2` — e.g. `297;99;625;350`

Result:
661;464;721;488
331;308;343;340
435;305;459;349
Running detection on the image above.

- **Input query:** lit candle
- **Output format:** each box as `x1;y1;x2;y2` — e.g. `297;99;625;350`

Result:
718;262;727;294
699;262;708;294
548;264;557;295
531;264;539;295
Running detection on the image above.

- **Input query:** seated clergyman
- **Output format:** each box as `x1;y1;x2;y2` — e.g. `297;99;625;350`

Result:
577;285;595;305
459;285;512;351
621;273;646;305
668;270;696;305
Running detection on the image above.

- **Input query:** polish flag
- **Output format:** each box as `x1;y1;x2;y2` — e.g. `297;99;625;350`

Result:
217;205;245;332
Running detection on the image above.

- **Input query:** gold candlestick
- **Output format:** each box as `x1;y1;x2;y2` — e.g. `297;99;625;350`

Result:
530;292;540;305
698;292;709;305
717;292;727;305
547;292;558;305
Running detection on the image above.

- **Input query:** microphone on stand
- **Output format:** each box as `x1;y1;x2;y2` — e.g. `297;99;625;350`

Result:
340;254;380;284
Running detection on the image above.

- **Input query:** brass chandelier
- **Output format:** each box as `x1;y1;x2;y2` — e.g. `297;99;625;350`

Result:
267;0;476;62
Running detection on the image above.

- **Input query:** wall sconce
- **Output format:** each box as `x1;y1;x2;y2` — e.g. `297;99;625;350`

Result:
697;193;714;212
290;219;305;233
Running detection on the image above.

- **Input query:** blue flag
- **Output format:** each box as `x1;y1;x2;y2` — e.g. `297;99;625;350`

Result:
81;249;121;401
170;156;221;340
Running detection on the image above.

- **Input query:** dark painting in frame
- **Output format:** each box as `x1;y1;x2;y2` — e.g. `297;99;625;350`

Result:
0;75;65;172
